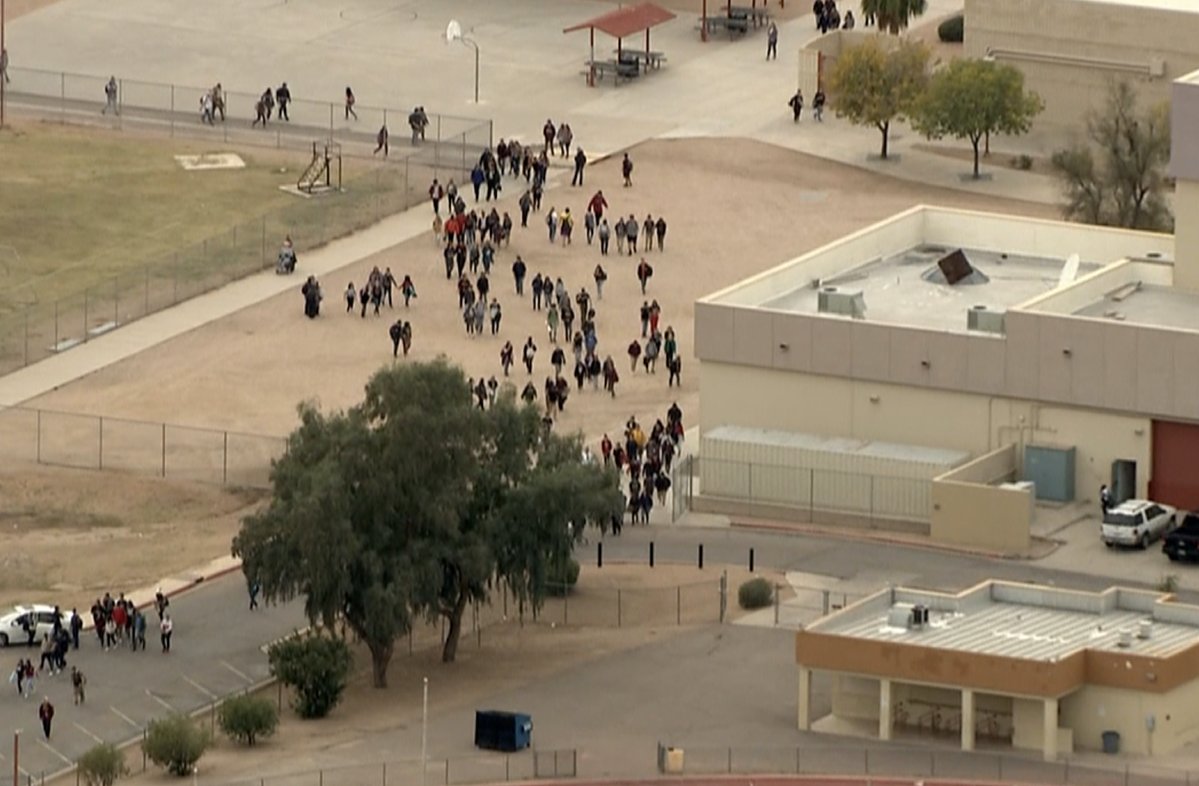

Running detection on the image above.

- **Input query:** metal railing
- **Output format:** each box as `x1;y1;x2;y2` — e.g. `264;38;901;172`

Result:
658;743;1198;786
673;455;933;528
0;404;285;487
2;65;492;167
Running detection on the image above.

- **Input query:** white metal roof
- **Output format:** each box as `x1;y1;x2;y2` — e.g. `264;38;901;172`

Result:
811;582;1199;661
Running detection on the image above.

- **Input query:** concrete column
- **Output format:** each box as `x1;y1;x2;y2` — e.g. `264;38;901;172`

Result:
961;689;976;751
797;666;812;731
1042;697;1058;761
879;679;893;741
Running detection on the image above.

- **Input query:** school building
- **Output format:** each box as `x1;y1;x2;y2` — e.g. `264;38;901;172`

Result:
688;69;1199;554
796;581;1199;758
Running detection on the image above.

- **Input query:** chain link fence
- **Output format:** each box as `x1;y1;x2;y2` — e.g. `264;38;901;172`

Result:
0;404;285;487
2;66;491;169
658;743;1196;786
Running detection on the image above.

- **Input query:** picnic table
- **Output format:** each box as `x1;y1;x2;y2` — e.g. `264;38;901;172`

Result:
699;14;749;36
613;48;669;71
729;5;771;27
585;58;640;84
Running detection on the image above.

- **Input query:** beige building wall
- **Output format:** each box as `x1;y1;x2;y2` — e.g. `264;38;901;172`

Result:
1062;677;1199;755
1174;181;1199;292
964;0;1199;152
699;362;1153;500
931;445;1032;553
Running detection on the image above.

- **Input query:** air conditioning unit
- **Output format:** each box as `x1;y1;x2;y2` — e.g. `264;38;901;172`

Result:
967;305;1005;335
1138;620;1154;640
817;287;866;319
887;603;914;629
1117;630;1133;648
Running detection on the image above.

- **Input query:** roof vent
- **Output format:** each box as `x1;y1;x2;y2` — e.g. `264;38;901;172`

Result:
1117;630;1133;648
817;287;866;319
1138;620;1154;640
967;305;1005;335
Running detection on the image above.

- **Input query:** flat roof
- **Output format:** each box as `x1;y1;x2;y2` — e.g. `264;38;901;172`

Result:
704;426;970;467
759;246;1099;332
811;582;1199;662
1073;0;1199;12
1073;283;1199;331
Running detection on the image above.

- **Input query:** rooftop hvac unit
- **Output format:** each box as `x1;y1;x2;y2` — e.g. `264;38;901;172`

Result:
888;603;914;629
1138;620;1154;640
967;305;1006;334
1117;630;1133;648
817;287;866;319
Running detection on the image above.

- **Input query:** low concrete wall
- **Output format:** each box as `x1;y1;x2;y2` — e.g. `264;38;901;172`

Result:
931;445;1032;553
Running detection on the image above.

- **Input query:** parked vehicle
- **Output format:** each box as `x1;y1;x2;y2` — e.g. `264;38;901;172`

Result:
0;604;62;647
1101;500;1176;549
1163;512;1199;561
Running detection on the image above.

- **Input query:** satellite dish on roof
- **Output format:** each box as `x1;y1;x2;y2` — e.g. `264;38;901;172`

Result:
1058;253;1081;288
446;19;462;43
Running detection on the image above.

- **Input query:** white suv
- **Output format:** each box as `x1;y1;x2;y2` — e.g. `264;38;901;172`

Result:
1102;500;1177;549
0;605;62;647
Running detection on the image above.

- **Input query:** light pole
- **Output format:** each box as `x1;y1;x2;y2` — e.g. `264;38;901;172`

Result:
420;676;429;786
446;20;480;103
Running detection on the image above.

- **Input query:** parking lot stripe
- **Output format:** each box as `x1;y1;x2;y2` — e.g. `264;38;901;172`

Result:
110;706;140;728
220;660;253;683
38;739;72;766
73;722;103;744
145;689;174;711
183;676;217;699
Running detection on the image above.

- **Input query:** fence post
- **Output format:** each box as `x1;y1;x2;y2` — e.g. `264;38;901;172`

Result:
676;585;681;625
444;758;450;784
161;422;167;477
54;298;59;350
748;462;753;500
929;751;935;777
98;416;104;470
649;541;654;567
83;287;89;342
277;680;282;710
563;585;568;626
144;266;150;315
795;746;801;774
597;541;603;568
223;431;229;485
114;277;120;326
60;72;66;124
698;544;704;569
617;589;622;627
749;548;755;572
36;409;42;464
720;570;727;623
726;747;732;774
864;748;869;774
822;589;830;616
23;309;29;366
170;84;175;137
774;584;780;625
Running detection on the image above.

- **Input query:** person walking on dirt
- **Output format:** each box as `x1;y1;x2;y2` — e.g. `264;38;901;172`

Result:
572;147;587;187
103;76;119;115
766;22;779;60
389;319;403;358
789;89;804;123
38;697;54;739
252;94;269;127
374;124;389;156
344;86;358;120
0;48;10;84
276;82;291;121
621;153;634;187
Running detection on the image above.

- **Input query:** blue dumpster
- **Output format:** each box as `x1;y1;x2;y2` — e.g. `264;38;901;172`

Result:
474;710;532;752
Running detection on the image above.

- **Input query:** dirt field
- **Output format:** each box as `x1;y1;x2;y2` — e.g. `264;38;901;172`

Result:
0;465;263;611
26;137;1057;450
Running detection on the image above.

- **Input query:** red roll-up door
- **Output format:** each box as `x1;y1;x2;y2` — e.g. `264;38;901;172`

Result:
1151;420;1199;510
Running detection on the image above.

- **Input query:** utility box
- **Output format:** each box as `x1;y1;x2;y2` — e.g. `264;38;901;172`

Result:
1023;444;1076;502
474;710;532;752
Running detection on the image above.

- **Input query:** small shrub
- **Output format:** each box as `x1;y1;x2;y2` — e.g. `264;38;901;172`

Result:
268;633;353;719
547;557;581;597
218;694;279;746
738;578;773;610
78;743;129;786
1160;574;1180;593
142;713;210;777
937;15;964;43
1010;154;1034;170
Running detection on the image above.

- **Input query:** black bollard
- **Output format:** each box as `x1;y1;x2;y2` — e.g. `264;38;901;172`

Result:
749;548;755;573
650;541;655;568
597;541;603;568
698;543;704;570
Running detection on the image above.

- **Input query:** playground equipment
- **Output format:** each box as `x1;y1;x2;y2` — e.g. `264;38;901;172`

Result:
297;141;342;194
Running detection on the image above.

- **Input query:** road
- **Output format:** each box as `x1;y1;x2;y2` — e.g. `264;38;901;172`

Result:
0;575;306;781
1;518;1191;780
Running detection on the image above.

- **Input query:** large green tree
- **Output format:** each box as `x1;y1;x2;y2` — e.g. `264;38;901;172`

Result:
913;58;1044;178
827;37;930;160
1050;81;1172;231
860;0;928;34
233;360;622;687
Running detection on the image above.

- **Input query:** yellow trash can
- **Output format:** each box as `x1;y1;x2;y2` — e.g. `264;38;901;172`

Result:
665;748;685;773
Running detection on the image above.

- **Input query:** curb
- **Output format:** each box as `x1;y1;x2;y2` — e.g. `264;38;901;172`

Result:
728;519;1028;561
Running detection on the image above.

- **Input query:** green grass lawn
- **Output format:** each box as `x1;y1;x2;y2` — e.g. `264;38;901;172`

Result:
0;122;309;313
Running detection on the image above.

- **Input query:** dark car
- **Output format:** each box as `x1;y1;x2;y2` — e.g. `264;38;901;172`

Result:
1163;513;1199;562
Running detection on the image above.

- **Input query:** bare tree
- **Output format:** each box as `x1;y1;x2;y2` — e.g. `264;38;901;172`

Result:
1051;82;1173;231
